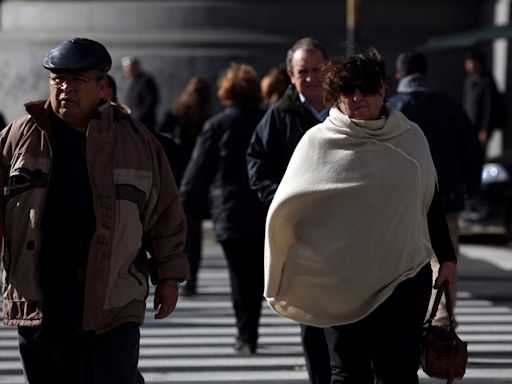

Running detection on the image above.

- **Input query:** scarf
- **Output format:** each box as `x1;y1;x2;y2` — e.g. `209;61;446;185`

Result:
264;105;437;327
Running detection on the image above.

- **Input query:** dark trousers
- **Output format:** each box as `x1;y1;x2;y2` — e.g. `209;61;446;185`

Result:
18;322;144;384
185;218;203;282
300;324;332;384
324;264;432;384
220;234;264;345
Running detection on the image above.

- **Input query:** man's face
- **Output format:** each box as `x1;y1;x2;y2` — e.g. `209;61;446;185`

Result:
464;59;480;76
122;62;138;78
49;70;105;129
288;48;326;104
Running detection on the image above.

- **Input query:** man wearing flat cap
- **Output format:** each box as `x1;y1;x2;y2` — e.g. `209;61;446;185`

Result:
0;37;189;383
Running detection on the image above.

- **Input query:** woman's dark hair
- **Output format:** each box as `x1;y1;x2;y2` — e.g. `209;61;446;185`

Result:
217;63;262;108
171;76;212;137
323;47;386;106
261;65;291;106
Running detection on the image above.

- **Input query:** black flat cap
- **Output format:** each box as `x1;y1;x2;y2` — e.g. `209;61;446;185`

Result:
43;38;112;73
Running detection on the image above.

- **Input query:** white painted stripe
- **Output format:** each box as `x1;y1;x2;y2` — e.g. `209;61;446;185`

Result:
0;361;22;370
457;291;474;299
0;351;20;358
0;377;24;384
420;368;512;378
139;345;304;357
142;316;292;325
138;356;305;368
140;326;300;336
470;357;512;364
0;341;18;347
463;334;512;341
140;370;307;382
456;307;512;314
140;335;302;346
461;244;512;271
459;324;512;332
468;343;512;352
455;314;512;322
456;299;494;307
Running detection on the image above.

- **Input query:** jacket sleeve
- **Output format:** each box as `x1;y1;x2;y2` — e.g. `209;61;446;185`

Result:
246;108;285;207
427;188;457;263
0;120;23;214
0;125;11;213
180;121;218;218
144;136;189;282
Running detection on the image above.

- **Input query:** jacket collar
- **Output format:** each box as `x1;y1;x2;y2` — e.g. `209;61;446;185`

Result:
24;98;114;133
277;86;307;113
24;99;53;132
397;73;436;94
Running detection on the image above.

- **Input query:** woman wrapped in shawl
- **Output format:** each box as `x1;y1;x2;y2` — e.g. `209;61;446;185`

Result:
264;47;457;383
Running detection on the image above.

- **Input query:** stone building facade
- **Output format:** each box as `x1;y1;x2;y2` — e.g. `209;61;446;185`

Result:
0;0;507;148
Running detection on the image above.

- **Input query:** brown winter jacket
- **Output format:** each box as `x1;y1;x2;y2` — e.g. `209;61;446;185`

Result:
0;99;189;333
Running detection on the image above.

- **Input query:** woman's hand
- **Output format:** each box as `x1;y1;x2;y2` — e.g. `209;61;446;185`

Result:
434;260;457;289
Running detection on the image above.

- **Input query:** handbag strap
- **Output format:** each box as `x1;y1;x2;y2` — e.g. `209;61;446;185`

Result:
427;281;456;329
428;281;463;384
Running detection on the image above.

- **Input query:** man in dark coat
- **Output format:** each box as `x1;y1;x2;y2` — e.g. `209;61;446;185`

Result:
122;56;160;131
463;52;506;147
246;37;331;384
388;50;483;324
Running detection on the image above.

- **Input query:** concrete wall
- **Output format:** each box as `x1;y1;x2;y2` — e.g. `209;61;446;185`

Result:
0;0;494;129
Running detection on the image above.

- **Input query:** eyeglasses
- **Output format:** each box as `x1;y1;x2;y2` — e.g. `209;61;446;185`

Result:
340;82;381;96
48;74;98;90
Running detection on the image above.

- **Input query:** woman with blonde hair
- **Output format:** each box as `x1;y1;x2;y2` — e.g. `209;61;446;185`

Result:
181;63;266;354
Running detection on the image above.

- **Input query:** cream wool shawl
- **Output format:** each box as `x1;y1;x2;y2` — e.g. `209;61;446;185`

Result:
264;105;437;327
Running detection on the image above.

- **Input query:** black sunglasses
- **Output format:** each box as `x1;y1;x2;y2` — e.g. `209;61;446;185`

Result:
340;82;381;96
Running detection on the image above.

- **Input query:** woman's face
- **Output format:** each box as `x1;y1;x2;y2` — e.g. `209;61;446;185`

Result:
337;85;385;120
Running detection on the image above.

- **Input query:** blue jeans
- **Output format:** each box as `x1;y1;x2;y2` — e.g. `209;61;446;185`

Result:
324;264;432;384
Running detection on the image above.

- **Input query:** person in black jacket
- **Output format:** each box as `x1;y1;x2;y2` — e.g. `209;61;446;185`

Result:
246;37;331;384
463;52;505;147
0;112;6;130
388;50;483;325
121;56;160;131
159;76;212;296
180;63;266;354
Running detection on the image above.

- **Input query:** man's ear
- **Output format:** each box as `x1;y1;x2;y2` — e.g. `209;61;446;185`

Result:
287;68;296;85
97;76;108;92
395;73;401;81
379;85;386;98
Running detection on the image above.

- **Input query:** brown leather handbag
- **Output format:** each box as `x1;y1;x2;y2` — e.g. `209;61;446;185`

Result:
420;281;468;384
